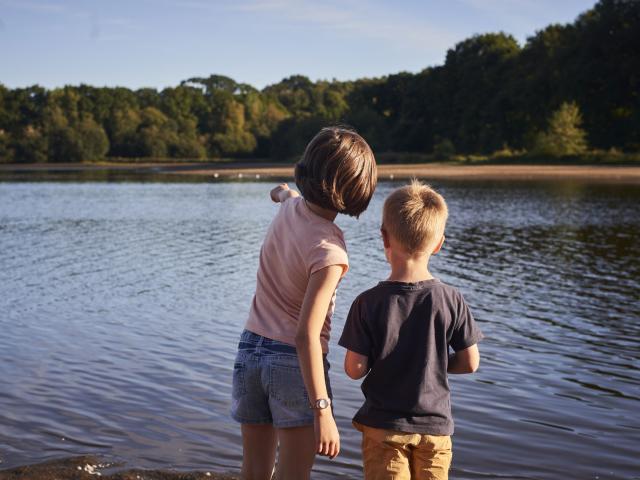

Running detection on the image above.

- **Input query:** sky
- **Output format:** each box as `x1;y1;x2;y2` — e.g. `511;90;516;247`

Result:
0;0;597;91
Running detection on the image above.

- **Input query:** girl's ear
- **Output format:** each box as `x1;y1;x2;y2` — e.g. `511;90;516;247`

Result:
432;235;445;255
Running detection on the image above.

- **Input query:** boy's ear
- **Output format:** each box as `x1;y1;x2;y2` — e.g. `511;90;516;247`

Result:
432;235;445;255
381;227;391;249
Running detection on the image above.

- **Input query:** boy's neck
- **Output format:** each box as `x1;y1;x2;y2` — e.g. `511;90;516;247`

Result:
387;252;434;283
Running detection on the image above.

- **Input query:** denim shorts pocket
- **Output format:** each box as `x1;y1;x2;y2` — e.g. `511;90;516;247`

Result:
232;361;247;398
269;360;309;408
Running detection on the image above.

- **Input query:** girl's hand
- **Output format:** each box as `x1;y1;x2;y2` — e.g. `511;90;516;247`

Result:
270;183;289;202
270;183;299;203
314;409;340;459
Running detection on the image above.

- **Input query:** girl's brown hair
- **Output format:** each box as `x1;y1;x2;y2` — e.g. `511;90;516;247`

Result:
294;126;377;217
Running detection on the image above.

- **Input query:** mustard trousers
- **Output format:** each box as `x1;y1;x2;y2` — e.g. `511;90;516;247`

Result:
355;422;452;480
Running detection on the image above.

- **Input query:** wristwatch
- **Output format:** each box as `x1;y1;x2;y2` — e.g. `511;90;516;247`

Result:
310;398;332;410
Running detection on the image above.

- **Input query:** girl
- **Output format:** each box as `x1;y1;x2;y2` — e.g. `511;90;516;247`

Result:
231;127;377;480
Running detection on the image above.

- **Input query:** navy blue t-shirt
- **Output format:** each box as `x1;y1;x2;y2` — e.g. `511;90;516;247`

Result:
339;279;483;435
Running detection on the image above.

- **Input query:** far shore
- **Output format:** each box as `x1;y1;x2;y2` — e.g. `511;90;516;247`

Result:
1;161;640;184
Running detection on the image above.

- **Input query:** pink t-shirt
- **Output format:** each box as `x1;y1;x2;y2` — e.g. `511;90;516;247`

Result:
245;196;349;353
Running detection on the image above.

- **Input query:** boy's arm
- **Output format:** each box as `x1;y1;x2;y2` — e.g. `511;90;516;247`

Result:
344;350;369;379
270;183;300;203
447;344;480;374
448;290;483;374
339;296;372;379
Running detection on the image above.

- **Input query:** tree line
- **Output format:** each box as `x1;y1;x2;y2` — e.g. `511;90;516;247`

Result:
0;0;637;164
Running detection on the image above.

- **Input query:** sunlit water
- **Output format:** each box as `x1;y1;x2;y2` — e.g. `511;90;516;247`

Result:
1;180;639;479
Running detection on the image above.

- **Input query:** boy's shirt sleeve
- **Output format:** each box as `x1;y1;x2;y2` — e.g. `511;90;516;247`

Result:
449;291;484;352
338;296;372;357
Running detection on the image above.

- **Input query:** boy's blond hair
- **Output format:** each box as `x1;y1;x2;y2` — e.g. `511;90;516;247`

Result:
382;180;448;255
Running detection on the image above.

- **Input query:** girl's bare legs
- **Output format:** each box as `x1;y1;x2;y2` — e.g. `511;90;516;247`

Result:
273;425;317;480
241;424;278;480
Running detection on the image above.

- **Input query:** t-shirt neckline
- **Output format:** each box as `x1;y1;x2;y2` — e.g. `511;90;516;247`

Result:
378;278;440;290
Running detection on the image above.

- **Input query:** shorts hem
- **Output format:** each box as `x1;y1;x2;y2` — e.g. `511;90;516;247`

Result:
231;412;273;425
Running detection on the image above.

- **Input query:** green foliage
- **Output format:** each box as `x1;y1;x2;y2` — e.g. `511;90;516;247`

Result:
269;117;327;160
433;138;456;159
209;100;257;156
133;107;174;157
108;108;141;157
13;126;48;163
44;89;110;162
442;33;522;153
0;129;14;163
533;102;588;156
1;0;638;163
171;116;206;159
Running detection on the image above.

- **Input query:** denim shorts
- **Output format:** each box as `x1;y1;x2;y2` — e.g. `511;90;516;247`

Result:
231;329;332;428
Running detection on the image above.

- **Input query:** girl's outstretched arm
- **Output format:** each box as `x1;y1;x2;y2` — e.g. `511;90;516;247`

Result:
270;183;300;203
295;264;344;460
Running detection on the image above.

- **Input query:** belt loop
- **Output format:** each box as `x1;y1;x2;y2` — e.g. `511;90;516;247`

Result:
256;333;263;353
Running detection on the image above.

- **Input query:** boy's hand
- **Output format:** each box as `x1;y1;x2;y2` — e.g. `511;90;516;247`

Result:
314;409;340;459
270;183;299;203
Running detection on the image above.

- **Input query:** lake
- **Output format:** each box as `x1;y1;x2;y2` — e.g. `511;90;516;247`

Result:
1;178;639;479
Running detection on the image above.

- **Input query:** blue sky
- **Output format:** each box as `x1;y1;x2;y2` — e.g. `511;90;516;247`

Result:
1;0;597;90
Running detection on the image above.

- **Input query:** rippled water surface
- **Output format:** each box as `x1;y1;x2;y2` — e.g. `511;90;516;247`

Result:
1;180;639;479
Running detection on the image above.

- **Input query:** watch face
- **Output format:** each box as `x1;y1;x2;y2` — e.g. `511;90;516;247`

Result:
316;398;330;409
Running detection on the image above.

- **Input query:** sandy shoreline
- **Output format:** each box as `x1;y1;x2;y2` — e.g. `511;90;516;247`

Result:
1;162;640;183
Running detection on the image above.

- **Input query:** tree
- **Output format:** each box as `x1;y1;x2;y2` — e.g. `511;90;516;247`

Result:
108;107;141;157
76;115;109;160
170;115;206;158
210;100;257;156
13;125;48;163
433;138;456;159
134;107;173;158
269;116;326;160
533;102;588;156
45;89;110;162
0;129;13;163
263;75;315;118
442;33;521;153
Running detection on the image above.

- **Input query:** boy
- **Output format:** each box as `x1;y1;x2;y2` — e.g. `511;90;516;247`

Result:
339;180;482;480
